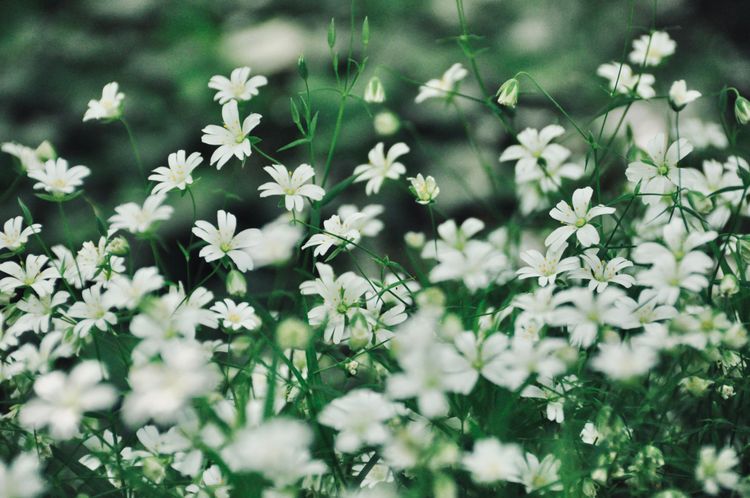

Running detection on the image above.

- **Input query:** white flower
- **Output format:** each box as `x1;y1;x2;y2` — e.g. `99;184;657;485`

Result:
318;389;400;453
597;62;655;99
0;254;58;296
429;240;508;293
580;422;601;445
422;217;485;257
679;118;728;150
462;438;523;484
28;158;91;196
626;133;694;203
201;100;261;169
695;446;739;495
520;376;577;423
549;288;625;347
1;141;52;174
516;242;579;286
354;142;409;195
192;210;261;272
109;194;173;234
499;125;569;179
67;284;117;337
613;289;677;329
83;82;124;121
299;263;369;344
415;63;468;103
211;298;261;331
257;163;325;212
0;217;41;251
122;340;220;425
149;150;203;195
302;212;363;257
208;66;267;104
0;453;46;498
6;291;68;340
106;266;164;309
629;31;676;66
517;453;563;493
364;76;386;103
590;338;658;380
245;216;304;268
408;173;440;205
221;419;325;487
568;249;635;292
545;187;615;249
669;80;701;110
20;361;117;440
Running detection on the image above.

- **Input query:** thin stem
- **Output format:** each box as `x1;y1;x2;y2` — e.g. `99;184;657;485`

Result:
119;118;147;188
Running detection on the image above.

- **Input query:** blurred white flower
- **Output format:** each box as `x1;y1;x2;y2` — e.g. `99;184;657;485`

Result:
109;194;173;234
0;453;46;498
20;360;117;439
590;338;658;380
597;62;655;99
318;389;400;453
415;63;468;103
695;446;739;495
629;31;676;66
67;283;117;337
83;82;124;122
28;158;90;196
517;453;563;493
208;66;267;104
462;438;523;484
669;80;701;111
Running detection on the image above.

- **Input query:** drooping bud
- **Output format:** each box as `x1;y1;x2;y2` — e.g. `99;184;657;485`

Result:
735;95;750;125
225;269;247;297
496;78;519;108
276;317;311;350
364;76;385;103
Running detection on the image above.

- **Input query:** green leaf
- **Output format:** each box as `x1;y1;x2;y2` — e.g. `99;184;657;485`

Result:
17;197;33;223
277;137;312;152
290;98;301;129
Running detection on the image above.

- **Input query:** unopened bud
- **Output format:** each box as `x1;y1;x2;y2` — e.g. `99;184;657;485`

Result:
496;78;519;108
108;236;130;256
364;76;385;103
735;95;750;125
226;269;247;297
276;317;311;350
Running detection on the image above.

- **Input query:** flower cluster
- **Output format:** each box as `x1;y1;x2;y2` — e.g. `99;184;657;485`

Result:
1;18;749;498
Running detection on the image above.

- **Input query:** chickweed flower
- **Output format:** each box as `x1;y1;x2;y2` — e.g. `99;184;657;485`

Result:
463;438;523;484
108;194;173;234
0;254;58;296
83;82;124;122
201;100;261;169
28;158;90;197
545;187;615;249
208;66;267;104
257;163;325;212
192;210;261;272
354;142;409;195
149;150;203;195
211;298;261;331
0;217;41;252
669;80;701;111
2;140;54;174
695;446;739;495
597;62;655;98
629;31;676;66
496;77;519;108
516;242;579;286
415;63;468;103
408;173;439;205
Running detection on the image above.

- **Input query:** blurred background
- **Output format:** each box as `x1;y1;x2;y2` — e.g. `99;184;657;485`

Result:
2;0;749;284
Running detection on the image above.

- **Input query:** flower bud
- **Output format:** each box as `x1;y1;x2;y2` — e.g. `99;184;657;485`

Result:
416;287;446;311
374;111;400;136
735;95;750;125
35;140;56;161
297;55;308;81
107;236;130;256
408;173;440;205
496;78;519;108
364;76;386;103
719;274;739;296
225;269;247;297
686;191;713;214
276;317;311;350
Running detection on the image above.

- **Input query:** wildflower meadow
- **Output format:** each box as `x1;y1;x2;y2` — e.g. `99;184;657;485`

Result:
1;1;750;497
